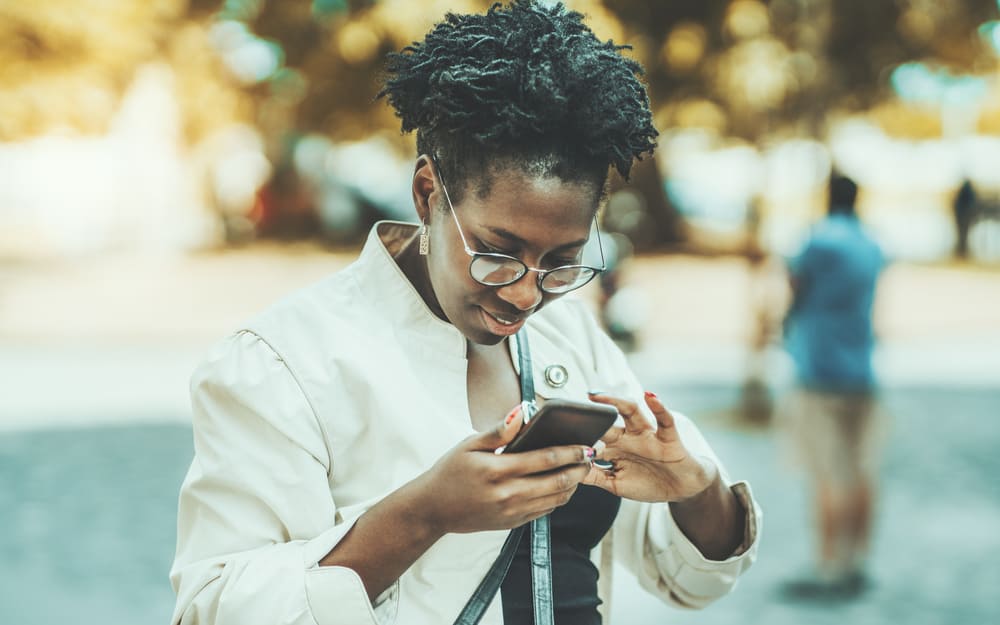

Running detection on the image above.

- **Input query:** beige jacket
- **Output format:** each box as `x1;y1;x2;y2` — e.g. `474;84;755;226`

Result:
170;222;760;625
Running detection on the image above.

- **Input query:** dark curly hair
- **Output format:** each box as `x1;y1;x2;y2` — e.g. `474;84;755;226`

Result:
378;0;658;202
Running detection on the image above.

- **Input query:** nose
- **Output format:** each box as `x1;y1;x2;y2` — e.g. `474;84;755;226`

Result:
496;271;543;312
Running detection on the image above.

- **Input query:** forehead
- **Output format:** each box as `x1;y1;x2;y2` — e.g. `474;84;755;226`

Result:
463;168;599;234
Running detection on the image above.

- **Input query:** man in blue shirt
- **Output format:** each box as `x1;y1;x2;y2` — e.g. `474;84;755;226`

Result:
781;174;886;597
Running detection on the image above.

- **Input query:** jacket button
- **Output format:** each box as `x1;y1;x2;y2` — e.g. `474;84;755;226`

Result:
544;364;568;388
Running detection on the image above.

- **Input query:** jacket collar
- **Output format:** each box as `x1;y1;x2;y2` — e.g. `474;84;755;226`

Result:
354;221;468;362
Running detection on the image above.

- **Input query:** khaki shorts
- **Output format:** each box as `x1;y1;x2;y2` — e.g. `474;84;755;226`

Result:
776;388;889;486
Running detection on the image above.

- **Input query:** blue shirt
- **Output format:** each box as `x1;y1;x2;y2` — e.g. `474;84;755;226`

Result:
786;214;885;390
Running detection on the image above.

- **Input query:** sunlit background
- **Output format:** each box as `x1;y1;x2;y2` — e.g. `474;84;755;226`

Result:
1;1;999;624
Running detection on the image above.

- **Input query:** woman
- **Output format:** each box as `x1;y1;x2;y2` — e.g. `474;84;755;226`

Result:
170;2;760;624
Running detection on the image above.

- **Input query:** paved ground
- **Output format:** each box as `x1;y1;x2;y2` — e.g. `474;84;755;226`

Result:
2;385;997;625
608;383;1000;625
1;246;998;624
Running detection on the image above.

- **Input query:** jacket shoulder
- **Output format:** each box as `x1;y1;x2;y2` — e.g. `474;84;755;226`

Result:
240;263;372;364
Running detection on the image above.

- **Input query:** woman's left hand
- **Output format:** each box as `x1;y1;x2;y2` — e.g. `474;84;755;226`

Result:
582;391;717;503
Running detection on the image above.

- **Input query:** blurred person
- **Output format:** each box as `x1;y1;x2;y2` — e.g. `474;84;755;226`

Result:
252;164;320;240
169;3;760;625
596;231;647;352
779;174;887;598
953;179;977;259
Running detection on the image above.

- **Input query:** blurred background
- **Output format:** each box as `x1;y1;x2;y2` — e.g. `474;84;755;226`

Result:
1;1;999;624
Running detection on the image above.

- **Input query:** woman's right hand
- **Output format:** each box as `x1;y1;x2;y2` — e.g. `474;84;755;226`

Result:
319;405;593;601
412;405;595;534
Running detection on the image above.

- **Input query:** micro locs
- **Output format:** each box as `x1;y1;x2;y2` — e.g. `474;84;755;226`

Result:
378;0;658;200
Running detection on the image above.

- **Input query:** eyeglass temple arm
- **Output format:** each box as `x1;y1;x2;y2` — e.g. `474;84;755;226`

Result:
593;216;606;270
431;155;477;254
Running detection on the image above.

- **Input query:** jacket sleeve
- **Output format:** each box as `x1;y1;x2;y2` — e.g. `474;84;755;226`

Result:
573;300;761;609
613;444;760;609
170;330;397;625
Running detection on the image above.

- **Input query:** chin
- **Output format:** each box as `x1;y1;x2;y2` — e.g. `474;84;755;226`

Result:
458;317;507;346
453;300;537;346
468;330;507;346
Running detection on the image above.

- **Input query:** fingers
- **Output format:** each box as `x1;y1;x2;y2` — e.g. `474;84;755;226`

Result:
582;462;616;491
642;391;678;442
484;461;590;527
516;462;591;507
466;404;524;452
501;444;595;476
587;391;648;435
588;390;677;443
592;424;623;451
593;439;606;456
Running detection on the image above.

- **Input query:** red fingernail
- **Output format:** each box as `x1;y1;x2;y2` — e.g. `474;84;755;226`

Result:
644;391;658;399
505;405;521;424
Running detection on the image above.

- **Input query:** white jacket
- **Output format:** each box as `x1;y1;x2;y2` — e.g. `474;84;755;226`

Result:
170;222;760;625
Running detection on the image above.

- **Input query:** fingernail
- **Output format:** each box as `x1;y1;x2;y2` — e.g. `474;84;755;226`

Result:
503;404;521;425
587;390;605;396
505;405;521;424
644;391;658;399
583;447;596;461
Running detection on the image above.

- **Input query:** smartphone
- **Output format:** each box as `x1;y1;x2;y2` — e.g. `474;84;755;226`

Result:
503;399;618;454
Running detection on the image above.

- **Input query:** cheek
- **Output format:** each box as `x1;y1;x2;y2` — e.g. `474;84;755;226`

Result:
428;238;476;301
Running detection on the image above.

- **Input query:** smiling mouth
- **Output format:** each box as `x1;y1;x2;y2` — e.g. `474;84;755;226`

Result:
489;311;522;325
480;308;527;336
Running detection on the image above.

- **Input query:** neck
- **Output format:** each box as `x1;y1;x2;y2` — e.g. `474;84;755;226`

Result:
466;336;509;359
392;231;448;322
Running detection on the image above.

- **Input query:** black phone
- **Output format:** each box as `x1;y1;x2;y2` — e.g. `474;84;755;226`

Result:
503;399;618;454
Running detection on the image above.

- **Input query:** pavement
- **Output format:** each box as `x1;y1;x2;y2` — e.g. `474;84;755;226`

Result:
1;245;998;429
609;384;1000;625
1;246;999;625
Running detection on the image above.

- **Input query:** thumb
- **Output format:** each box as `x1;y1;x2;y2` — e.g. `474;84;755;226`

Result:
468;404;524;452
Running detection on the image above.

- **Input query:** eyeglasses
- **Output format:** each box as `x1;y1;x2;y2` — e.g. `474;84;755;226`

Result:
432;158;606;295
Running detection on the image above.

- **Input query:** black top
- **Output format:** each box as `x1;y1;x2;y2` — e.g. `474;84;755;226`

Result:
501;485;622;624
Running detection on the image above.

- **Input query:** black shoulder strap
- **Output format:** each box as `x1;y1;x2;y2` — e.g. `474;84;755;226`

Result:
530;515;554;625
452;524;526;624
453;329;553;625
515;329;535;409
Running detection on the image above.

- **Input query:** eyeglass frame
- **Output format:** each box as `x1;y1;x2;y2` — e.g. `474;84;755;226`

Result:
429;156;607;295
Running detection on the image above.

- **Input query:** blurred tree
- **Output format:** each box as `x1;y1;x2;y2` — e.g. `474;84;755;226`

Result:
4;0;997;147
2;0;997;245
0;0;249;142
242;0;996;244
605;0;998;140
595;0;998;246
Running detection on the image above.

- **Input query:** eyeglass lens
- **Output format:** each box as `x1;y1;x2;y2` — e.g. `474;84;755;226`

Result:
469;256;525;285
541;267;593;292
469;256;594;293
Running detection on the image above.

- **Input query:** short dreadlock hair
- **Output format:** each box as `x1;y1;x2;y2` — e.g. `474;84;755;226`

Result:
378;0;658;203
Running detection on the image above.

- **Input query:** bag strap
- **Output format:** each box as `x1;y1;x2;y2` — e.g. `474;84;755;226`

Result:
530;515;554;625
452;524;526;625
452;329;554;625
515;329;536;415
516;330;554;625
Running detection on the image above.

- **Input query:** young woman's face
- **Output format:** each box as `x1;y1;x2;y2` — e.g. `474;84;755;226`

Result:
420;161;600;346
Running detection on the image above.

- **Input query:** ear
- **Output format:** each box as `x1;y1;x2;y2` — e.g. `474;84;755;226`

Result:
412;154;437;224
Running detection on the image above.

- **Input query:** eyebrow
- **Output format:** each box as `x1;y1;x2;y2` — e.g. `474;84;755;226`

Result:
484;226;588;251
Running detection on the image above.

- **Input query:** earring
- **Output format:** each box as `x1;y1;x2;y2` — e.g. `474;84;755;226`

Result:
418;221;429;255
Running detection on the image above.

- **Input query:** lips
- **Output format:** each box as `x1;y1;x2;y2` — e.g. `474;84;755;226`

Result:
480;308;527;337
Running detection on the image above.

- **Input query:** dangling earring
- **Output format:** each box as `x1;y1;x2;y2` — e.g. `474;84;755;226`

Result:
418;221;429;255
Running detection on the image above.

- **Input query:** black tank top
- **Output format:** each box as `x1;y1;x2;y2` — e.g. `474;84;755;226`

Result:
500;485;621;624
